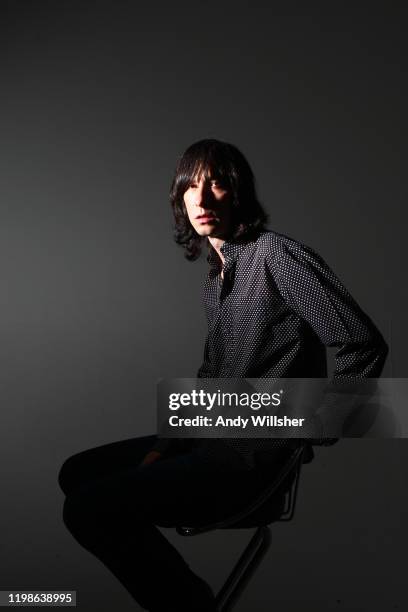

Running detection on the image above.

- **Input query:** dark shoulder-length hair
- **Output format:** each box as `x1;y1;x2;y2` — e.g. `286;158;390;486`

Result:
170;138;268;260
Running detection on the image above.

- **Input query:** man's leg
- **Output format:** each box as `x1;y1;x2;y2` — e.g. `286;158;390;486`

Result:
59;437;271;611
58;437;223;610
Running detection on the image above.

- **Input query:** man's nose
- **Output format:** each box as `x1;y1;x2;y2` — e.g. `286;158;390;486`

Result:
194;183;212;208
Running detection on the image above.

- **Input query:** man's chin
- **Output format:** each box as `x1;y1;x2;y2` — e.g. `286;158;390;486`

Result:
193;222;229;239
194;225;217;237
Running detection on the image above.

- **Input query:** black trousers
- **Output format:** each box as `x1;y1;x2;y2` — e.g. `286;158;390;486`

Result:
58;435;288;611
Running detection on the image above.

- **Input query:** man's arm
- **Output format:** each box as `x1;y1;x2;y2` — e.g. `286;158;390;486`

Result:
274;242;388;438
275;242;388;379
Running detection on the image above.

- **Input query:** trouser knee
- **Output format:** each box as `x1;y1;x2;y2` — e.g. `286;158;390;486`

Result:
58;454;82;495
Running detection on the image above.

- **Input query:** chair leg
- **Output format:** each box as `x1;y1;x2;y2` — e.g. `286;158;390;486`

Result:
215;526;271;612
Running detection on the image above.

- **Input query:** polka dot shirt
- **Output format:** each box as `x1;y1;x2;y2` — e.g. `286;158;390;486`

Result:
193;230;388;467
155;230;388;469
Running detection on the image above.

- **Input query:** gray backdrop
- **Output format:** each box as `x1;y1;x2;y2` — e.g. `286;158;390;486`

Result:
0;2;406;611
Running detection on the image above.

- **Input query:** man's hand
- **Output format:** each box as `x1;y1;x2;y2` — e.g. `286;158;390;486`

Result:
140;450;162;467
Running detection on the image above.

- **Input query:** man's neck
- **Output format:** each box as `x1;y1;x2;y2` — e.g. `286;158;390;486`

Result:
208;236;225;265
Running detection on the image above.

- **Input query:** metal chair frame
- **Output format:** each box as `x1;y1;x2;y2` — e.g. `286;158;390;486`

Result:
176;444;309;611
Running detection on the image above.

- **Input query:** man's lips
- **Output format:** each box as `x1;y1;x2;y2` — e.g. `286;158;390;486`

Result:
196;214;217;223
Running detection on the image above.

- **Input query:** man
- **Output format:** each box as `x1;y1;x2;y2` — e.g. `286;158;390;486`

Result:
149;138;388;467
59;139;388;611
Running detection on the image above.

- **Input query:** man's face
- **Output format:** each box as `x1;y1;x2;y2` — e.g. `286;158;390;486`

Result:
183;170;232;238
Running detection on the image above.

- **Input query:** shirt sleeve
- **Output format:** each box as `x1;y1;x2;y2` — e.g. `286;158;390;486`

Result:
275;242;388;380
275;243;388;439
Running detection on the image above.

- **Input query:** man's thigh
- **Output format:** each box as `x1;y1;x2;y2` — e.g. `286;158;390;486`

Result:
67;449;269;529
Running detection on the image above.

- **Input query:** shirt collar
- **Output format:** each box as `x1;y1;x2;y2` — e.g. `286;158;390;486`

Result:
207;236;253;270
220;239;249;265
